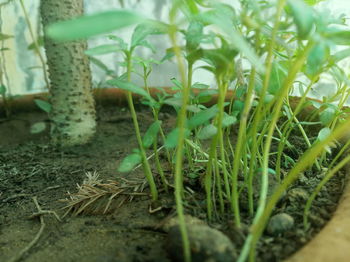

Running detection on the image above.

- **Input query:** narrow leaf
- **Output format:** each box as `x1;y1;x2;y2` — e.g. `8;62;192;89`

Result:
47;10;145;41
320;107;336;126
165;128;190;148
306;41;329;76
187;106;218;130
222;113;237;127
0;33;13;41
0;85;6;95
198;124;217;140
142;120;162;148
34;99;52;113
85;44;121;56
30;122;47;134
118;152;142;172
107;79;153;101
131;21;168;48
317;127;331;141
287;0;314;39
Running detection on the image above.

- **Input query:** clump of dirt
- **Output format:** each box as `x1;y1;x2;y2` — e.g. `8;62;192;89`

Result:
0;104;345;262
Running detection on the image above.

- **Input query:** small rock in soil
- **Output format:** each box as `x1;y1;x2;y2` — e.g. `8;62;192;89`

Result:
267;213;294;236
288;187;309;202
165;224;236;262
162;214;206;233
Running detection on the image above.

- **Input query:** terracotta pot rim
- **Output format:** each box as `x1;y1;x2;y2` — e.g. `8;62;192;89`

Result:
1;88;349;262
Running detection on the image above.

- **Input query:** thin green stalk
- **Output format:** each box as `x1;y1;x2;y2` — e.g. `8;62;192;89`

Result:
19;0;50;90
247;115;350;262
216;78;232;202
328;139;350;170
238;41;313;262
303;153;350;229
185;63;195;171
125;52;158;201
168;22;191;262
275;79;316;180
214;149;225;213
245;2;285;217
236;67;256;217
143;67;172;168
204;133;219;220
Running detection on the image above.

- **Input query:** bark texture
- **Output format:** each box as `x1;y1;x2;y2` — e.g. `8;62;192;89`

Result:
40;0;96;146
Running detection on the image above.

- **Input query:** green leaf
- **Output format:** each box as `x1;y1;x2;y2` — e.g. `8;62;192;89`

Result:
304;0;325;6
317;127;331;141
84;44;121;56
142;120;162;148
34;99;52;113
0;33;13;41
187;105;202;113
198;124;217;140
186;20;204;51
164;97;183;108
192;83;209;89
269;62;287;95
107;79;153;101
0;85;6;95
320;107;336;126
108;35;128;50
118;152;142;172
27;36;44;50
232;100;244;115
187;106;218;130
331;47;350;63
170;77;183;90
47;10;145;41
196;90;217;104
287;0;314;39
30;122;47;134
306;41;329;76
264;94;275;104
131;21;168;48
222;113;237;127
197;4;264;73
325;29;350;45
165;128;190;148
85;44;121;56
89;57;116;76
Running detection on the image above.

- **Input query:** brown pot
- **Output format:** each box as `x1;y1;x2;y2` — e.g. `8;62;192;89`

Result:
1;88;348;262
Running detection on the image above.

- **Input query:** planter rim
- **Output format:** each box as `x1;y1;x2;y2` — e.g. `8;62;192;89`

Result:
1;88;349;262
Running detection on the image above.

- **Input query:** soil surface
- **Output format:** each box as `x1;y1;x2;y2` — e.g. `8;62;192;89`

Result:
0;104;345;262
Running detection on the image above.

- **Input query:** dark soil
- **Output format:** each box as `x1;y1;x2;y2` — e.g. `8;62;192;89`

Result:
0;104;345;262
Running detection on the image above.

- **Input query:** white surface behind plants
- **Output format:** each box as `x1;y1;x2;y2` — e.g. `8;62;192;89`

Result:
0;0;350;101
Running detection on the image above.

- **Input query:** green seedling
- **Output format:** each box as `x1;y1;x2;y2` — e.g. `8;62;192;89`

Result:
46;1;350;262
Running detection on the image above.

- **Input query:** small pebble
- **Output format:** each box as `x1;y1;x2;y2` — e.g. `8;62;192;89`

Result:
165;223;236;262
288;188;309;201
267;213;294;235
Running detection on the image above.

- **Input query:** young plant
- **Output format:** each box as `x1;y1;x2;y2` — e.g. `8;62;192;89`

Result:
45;2;350;262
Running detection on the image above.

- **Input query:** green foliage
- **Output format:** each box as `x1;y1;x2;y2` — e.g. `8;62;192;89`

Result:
107;79;154;102
118;152;142;172
44;1;350;261
34;99;52;113
47;10;145;41
287;0;314;39
198;124;217;140
187;106;218;130
142;120;162;149
0;33;13;41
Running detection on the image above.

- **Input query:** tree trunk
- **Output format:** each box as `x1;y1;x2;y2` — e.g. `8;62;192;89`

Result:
40;0;96;146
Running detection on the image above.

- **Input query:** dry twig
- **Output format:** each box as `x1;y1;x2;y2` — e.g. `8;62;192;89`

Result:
7;196;61;262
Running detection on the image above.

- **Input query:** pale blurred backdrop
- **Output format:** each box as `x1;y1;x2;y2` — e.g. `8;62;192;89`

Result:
1;0;350;99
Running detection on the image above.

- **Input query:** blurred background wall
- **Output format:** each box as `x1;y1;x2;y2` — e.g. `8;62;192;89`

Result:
1;0;350;98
